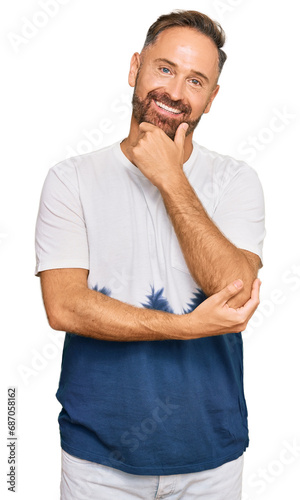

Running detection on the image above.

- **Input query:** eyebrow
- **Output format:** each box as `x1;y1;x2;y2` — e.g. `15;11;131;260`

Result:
153;58;210;83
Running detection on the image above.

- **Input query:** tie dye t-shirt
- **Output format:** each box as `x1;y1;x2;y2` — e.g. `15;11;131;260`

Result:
35;140;265;475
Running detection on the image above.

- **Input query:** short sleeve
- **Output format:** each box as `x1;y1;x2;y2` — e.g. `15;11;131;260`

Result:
213;163;266;262
35;158;89;276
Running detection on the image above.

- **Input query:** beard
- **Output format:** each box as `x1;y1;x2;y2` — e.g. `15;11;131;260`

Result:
132;88;202;141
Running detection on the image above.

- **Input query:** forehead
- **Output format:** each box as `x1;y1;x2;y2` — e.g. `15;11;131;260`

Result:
143;26;219;79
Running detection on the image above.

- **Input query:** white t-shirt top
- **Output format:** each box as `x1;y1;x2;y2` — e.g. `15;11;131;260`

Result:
36;141;264;309
35;140;265;475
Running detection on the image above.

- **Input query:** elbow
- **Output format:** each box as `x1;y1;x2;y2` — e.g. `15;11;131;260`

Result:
227;286;252;309
201;272;254;306
48;317;64;332
227;252;260;308
45;305;66;331
227;270;256;308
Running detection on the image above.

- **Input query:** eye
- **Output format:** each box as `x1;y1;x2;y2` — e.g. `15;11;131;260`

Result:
160;67;171;74
190;78;202;87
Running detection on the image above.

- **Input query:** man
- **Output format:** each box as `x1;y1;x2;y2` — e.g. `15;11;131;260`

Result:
35;10;265;500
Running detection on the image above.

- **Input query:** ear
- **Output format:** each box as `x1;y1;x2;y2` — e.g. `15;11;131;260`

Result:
128;52;141;87
203;85;220;114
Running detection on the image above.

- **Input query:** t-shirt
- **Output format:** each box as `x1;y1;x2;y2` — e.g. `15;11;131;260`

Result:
35;140;265;475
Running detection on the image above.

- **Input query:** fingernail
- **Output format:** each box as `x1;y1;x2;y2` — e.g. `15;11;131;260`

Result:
182;123;188;131
233;279;243;289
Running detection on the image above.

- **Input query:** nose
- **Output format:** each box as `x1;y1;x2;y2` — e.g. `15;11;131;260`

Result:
166;76;185;101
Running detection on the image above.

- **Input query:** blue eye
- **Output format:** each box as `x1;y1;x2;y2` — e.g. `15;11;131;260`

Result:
161;67;170;74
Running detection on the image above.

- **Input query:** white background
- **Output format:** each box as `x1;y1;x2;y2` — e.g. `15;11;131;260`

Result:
1;0;299;498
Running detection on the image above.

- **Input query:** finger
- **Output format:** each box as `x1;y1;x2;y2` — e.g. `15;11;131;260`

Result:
239;278;261;315
139;122;156;133
216;279;244;305
251;278;261;301
174;122;188;149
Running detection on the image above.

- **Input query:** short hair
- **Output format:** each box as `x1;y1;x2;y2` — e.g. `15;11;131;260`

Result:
142;10;227;76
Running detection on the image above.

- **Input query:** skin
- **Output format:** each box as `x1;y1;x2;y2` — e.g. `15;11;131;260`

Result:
40;26;261;340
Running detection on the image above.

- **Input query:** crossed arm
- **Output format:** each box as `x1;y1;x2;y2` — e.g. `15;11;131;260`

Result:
158;170;261;308
39;122;262;341
40;268;260;341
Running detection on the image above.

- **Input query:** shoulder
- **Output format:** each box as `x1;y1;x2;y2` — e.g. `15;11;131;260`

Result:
53;142;117;173
193;141;262;189
45;142;119;190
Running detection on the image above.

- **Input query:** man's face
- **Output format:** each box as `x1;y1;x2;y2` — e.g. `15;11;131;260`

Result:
129;27;220;140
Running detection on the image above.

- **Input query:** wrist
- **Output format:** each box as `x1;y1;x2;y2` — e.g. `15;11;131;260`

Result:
174;312;203;340
157;168;187;194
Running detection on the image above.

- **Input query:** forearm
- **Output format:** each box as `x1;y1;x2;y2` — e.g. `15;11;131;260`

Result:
44;280;187;341
160;172;256;302
40;269;260;341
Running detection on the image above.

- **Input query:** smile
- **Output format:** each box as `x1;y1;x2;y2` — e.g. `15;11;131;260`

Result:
154;100;182;115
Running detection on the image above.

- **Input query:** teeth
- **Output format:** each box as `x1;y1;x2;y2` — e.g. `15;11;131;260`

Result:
155;101;181;114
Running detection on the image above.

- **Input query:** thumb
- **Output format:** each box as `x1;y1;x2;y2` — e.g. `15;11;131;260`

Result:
174;122;188;149
217;279;244;305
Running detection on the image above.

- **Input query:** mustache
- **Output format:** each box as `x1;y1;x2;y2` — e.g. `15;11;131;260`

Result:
146;90;192;116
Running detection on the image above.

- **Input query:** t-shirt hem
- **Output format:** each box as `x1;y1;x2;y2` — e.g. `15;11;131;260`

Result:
60;439;248;476
35;261;89;276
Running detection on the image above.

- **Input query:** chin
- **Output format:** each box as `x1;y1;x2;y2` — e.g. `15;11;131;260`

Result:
145;115;181;140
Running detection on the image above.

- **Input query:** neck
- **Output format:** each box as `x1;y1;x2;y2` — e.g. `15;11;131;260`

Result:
121;115;194;165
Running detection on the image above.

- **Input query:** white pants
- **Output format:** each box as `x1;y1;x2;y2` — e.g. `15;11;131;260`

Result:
60;449;244;500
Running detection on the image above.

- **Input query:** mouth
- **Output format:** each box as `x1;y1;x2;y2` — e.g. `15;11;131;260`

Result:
154;100;183;115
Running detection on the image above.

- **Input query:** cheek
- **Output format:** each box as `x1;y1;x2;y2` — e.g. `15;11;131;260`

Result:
137;70;167;94
135;77;151;98
189;99;205;117
189;90;214;116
